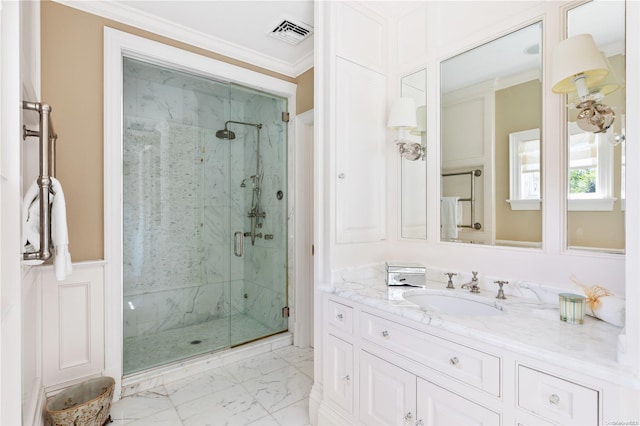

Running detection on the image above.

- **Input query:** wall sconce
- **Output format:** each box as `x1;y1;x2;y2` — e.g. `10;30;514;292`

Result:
551;33;616;134
388;98;424;161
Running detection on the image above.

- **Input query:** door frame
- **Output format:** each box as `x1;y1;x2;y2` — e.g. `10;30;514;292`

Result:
103;28;297;398
293;109;314;347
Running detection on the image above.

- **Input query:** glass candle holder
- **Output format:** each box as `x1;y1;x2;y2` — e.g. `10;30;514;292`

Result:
559;293;586;324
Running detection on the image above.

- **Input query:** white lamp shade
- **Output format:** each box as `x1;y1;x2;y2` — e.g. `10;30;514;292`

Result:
551;34;609;94
415;105;427;132
567;52;623;107
411;105;427;135
590;52;623;96
388;97;417;129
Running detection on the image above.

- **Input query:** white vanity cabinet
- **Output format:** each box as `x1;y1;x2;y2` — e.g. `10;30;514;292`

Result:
318;292;627;426
359;351;416;425
359;350;499;426
324;300;356;417
320;294;503;425
325;334;354;415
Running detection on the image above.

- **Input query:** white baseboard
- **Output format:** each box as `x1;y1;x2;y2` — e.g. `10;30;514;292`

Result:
316;399;353;426
308;382;323;425
23;382;46;426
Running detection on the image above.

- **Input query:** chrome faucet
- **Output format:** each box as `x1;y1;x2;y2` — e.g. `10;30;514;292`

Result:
461;271;481;293
444;272;457;289
494;280;509;299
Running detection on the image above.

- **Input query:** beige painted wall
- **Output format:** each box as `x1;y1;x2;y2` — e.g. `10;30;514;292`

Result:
296;68;314;114
41;1;313;261
495;79;542;243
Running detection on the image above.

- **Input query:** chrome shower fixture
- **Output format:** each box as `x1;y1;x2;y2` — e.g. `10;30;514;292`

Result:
215;120;262;141
216;120;265;246
215;128;236;140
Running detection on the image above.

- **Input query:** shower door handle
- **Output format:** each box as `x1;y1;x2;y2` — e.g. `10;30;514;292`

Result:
234;231;244;257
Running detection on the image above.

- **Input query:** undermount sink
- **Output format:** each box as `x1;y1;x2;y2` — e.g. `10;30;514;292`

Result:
403;291;505;316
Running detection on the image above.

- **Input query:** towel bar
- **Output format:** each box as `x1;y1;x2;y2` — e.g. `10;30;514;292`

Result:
23;101;57;261
442;169;482;230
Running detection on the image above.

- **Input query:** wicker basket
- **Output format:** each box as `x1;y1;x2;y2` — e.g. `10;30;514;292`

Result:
46;377;115;426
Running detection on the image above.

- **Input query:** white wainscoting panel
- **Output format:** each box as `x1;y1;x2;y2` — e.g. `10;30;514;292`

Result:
42;263;105;388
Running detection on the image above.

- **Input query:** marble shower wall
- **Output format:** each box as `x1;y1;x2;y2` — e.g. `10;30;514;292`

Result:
122;59;288;342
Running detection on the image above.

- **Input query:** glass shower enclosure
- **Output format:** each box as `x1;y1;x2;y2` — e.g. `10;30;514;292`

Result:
122;58;288;374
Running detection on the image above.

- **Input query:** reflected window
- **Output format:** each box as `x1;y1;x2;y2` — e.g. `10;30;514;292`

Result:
508;128;540;210
567;122;615;211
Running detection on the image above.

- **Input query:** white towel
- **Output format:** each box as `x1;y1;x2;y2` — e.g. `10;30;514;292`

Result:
22;178;73;280
22;180;43;264
441;196;460;239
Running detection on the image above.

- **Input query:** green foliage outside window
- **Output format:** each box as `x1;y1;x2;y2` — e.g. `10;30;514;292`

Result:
569;168;596;194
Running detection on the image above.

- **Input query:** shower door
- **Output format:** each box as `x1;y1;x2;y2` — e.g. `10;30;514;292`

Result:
122;58;288;375
222;83;289;347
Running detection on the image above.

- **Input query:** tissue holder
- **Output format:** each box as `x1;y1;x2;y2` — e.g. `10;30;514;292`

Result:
385;262;426;287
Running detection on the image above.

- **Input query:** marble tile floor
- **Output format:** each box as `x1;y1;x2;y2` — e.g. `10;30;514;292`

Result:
124;314;281;374
112;345;314;426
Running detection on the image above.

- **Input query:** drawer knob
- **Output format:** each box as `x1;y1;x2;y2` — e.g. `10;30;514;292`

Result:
382;330;390;338
549;394;560;405
416;420;424;426
336;313;344;321
342;374;350;382
449;356;459;365
403;412;413;422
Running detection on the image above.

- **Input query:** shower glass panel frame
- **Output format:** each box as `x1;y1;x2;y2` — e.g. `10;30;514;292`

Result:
122;58;288;375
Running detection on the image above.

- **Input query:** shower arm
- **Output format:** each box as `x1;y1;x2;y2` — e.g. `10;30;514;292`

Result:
224;120;262;130
224;120;263;181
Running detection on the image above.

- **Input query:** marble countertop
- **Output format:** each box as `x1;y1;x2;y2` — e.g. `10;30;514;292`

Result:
321;270;636;386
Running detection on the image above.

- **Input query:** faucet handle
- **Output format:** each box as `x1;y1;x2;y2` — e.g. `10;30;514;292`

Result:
493;280;508;299
471;271;479;281
444;272;457;289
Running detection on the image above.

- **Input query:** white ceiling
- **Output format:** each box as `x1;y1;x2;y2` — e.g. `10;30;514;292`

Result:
57;0;624;83
57;0;315;77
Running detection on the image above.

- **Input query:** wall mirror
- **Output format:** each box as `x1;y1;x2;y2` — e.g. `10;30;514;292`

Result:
400;69;427;239
565;0;625;254
440;22;542;246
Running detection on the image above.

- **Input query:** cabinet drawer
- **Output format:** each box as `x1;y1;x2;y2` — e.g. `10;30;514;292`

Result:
361;312;500;396
517;366;598;425
418;377;500;425
328;300;353;335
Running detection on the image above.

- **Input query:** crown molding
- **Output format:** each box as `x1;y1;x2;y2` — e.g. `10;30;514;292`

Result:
53;0;311;78
293;50;314;76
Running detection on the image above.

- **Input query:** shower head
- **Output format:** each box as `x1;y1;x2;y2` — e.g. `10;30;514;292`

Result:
215;127;236;140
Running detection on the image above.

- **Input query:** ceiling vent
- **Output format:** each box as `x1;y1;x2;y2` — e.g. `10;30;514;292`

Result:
268;18;313;46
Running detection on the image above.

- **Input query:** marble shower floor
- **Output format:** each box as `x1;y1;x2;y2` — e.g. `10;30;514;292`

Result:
124;314;282;374
111;345;314;426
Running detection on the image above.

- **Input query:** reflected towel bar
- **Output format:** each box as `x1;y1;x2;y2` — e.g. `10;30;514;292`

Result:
23;101;58;261
442;169;482;230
